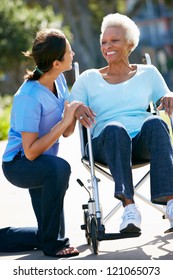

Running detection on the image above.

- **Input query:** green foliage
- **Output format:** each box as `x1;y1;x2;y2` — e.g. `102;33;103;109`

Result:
88;0;127;31
0;95;12;140
161;0;173;7
0;0;68;72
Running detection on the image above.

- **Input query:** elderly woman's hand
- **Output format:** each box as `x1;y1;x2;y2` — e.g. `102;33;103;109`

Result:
157;93;173;117
75;104;96;128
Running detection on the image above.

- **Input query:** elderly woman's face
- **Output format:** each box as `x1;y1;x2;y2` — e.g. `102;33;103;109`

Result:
100;26;132;63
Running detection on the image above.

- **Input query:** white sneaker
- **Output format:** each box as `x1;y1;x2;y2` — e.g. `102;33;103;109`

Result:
166;199;173;228
119;204;141;233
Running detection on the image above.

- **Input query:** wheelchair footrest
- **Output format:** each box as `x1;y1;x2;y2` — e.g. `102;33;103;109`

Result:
81;224;87;230
164;227;173;234
97;231;141;241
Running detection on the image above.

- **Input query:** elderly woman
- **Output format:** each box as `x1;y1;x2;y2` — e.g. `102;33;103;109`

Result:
69;13;173;233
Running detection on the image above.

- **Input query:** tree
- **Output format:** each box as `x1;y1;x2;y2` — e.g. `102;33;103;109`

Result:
55;0;119;71
0;0;66;94
22;0;128;71
46;0;147;71
1;0;172;93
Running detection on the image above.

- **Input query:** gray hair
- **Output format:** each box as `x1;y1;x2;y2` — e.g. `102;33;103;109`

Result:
100;13;140;52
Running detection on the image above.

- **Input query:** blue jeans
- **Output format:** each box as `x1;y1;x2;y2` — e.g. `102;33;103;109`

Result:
2;154;71;255
92;115;173;205
0;227;40;252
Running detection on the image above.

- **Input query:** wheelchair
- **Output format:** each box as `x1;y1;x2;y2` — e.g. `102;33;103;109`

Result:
74;54;173;254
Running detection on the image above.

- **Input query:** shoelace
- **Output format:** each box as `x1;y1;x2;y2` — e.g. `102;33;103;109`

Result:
123;210;136;220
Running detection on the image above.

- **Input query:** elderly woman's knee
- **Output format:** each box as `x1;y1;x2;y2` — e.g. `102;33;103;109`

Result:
104;123;130;140
143;116;168;131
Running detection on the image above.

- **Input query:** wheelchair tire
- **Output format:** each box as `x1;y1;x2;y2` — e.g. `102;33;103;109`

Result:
90;217;98;254
83;210;91;245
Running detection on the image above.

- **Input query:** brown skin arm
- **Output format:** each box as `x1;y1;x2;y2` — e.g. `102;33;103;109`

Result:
22;119;69;161
157;93;173;117
22;101;82;160
62;116;77;137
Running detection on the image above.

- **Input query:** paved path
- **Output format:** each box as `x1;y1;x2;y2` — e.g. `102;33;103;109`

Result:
0;127;173;261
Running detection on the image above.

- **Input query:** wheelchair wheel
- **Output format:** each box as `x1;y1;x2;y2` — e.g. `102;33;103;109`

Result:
83;210;91;245
90;217;98;254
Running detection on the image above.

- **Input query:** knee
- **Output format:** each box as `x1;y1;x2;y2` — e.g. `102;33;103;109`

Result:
48;157;71;178
143;116;169;133
104;122;130;141
46;157;71;194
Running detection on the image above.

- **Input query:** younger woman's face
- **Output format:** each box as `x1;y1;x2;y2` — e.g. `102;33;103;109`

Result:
61;40;75;71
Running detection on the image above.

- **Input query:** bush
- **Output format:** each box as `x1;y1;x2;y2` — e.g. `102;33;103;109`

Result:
0;95;12;140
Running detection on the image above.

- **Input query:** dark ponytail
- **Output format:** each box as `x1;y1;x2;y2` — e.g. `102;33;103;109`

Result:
23;29;66;80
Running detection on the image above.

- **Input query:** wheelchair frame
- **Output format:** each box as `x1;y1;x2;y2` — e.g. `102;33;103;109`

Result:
74;54;170;254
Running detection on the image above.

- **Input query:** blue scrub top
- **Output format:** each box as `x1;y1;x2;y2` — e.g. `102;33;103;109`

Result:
3;73;69;162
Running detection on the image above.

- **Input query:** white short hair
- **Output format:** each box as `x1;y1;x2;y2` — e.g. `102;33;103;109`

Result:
100;13;140;52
